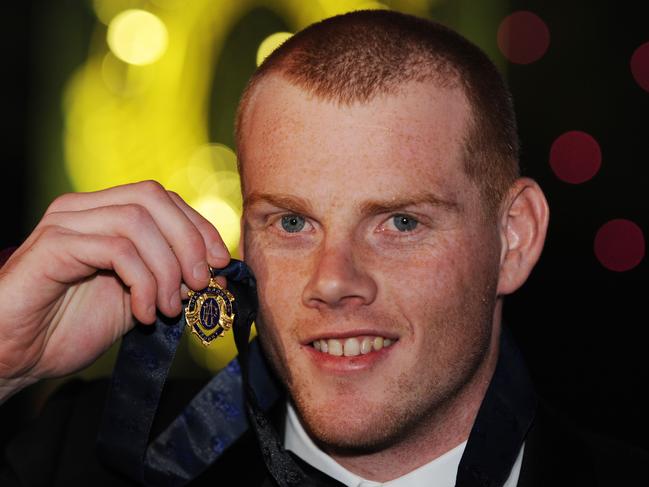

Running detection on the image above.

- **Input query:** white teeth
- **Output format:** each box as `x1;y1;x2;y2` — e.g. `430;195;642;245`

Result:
343;338;360;356
312;335;396;356
328;339;343;356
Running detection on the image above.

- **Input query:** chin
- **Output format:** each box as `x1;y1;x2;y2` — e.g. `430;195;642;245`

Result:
300;408;392;452
290;387;423;453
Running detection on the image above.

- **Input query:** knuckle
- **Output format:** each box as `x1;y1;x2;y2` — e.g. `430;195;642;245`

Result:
36;224;64;243
112;237;136;258
166;190;181;202
45;193;75;214
121;203;151;226
38;211;57;228
137;180;166;198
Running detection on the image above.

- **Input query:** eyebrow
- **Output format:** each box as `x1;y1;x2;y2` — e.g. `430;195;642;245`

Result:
244;191;461;215
244;193;314;214
359;193;462;215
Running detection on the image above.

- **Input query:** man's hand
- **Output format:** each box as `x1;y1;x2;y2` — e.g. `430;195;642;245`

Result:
0;181;230;401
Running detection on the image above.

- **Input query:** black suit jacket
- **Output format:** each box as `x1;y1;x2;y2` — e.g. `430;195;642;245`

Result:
1;377;647;487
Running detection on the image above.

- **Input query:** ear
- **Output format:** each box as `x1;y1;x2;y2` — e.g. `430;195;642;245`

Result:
496;178;550;296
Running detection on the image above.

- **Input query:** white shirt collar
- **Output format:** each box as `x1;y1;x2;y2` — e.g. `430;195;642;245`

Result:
283;402;524;487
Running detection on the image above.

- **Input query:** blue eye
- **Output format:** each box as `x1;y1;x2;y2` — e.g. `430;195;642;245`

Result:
392;215;418;232
281;215;306;233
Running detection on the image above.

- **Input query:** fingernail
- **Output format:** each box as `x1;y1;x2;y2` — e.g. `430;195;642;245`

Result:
193;262;209;281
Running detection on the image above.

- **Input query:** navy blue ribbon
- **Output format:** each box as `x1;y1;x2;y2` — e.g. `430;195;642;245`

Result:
97;260;287;486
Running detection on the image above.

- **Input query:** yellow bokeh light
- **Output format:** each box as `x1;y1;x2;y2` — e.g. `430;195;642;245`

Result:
256;32;293;66
188;143;238;174
191;196;241;252
199;171;242;209
107;9;168;65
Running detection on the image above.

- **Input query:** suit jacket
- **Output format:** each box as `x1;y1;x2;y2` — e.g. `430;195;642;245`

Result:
1;376;647;487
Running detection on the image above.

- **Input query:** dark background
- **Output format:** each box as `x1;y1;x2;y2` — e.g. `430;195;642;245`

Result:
2;0;647;453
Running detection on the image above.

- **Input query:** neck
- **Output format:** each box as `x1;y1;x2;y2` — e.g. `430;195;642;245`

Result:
326;317;503;482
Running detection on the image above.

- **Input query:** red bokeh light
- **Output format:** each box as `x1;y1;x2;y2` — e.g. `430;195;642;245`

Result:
630;41;649;93
594;219;645;272
497;11;550;65
549;131;602;184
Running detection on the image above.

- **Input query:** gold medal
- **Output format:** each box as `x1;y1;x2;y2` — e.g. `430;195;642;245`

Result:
184;275;235;346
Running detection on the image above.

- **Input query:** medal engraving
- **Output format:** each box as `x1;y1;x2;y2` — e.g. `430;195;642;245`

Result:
184;277;235;346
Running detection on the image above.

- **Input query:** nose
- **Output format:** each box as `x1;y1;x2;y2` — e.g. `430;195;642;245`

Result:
302;240;377;310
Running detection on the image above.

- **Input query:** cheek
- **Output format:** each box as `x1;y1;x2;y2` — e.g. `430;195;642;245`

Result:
246;238;310;320
244;234;310;379
388;246;498;399
381;233;498;333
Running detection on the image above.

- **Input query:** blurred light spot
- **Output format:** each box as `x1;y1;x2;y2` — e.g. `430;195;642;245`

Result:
199;171;243;210
630;41;649;93
167;168;242;217
257;32;293;66
549;131;601;184
169;144;242;210
107;9;168;65
594;219;645;272
497;11;550;64
191;196;241;252
189;143;238;174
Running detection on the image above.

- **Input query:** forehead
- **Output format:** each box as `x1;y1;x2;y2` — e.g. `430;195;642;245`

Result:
239;75;473;203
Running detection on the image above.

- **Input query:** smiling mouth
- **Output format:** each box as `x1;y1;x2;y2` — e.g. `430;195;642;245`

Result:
311;336;397;357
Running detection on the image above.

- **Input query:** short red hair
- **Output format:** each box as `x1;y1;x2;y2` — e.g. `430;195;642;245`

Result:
236;10;520;214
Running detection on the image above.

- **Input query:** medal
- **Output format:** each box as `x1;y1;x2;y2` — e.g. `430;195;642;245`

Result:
184;273;235;346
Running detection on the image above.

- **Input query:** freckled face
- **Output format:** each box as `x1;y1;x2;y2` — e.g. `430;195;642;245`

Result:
240;76;502;450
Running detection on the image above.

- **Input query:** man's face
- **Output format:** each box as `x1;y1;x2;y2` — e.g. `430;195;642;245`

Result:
240;76;503;451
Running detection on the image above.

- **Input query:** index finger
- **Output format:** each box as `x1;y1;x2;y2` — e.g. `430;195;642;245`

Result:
46;181;213;291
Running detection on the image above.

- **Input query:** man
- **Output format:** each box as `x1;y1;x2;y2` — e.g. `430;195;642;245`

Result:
0;10;646;487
